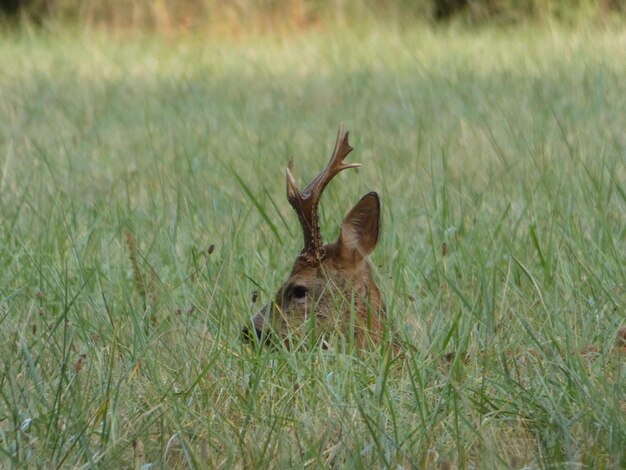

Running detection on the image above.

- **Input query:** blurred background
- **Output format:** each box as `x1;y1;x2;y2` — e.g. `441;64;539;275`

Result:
1;0;625;32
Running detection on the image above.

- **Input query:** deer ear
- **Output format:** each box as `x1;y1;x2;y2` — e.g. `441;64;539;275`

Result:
337;192;380;264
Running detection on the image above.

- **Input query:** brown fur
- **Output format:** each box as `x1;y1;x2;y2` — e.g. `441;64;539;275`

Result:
242;127;387;350
245;193;386;350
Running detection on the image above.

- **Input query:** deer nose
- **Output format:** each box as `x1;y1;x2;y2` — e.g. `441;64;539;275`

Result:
242;325;263;343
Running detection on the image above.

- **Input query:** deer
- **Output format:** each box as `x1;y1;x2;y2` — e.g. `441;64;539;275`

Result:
242;125;389;351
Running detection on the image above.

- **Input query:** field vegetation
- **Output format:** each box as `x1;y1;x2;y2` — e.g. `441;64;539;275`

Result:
2;0;626;30
0;14;625;469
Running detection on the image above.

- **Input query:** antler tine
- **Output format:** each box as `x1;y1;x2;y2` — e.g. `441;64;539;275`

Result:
302;124;361;196
286;125;361;263
286;159;300;203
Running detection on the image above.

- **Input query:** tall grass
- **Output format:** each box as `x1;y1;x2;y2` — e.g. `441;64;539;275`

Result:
0;24;624;467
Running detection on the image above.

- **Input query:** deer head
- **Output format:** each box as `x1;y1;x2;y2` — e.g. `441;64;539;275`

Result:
242;125;386;350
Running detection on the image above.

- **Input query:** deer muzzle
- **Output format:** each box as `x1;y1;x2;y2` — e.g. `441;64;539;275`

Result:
242;306;271;345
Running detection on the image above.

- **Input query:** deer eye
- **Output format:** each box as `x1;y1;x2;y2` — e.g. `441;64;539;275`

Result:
291;285;308;300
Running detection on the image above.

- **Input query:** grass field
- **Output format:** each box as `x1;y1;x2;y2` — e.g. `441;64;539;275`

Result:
1;23;625;468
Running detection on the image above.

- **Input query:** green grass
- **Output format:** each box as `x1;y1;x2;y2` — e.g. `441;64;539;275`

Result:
0;24;625;468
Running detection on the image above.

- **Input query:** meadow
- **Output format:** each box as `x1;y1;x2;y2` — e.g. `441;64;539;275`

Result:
0;23;625;468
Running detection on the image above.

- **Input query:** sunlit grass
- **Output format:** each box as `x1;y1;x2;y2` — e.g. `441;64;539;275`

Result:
0;24;624;467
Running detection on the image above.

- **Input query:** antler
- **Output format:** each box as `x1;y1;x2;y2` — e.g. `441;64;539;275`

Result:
286;124;361;263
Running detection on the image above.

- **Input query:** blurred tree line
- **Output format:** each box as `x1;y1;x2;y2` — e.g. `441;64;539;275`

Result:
1;0;624;29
